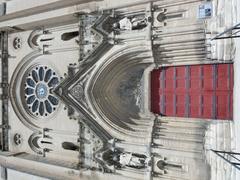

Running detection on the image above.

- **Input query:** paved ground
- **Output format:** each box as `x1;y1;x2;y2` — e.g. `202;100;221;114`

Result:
204;0;239;179
232;0;239;152
233;0;240;178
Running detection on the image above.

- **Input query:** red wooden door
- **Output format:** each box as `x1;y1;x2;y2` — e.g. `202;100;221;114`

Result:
151;64;233;120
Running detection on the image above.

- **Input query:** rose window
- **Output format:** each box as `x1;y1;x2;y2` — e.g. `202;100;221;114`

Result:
24;65;59;117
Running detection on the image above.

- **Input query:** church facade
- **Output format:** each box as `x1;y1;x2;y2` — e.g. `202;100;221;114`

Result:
0;0;237;179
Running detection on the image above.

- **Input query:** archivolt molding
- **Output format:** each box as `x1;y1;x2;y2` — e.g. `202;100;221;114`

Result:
86;43;155;143
10;50;42;131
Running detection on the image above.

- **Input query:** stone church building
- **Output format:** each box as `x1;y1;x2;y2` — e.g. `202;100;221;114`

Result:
0;0;238;179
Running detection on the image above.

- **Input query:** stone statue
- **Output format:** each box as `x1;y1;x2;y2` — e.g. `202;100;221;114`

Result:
113;15;148;31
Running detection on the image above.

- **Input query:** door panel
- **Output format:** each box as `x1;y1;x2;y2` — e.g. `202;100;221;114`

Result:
151;64;233;120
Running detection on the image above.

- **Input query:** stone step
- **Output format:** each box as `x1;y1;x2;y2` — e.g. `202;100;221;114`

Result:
152;147;204;160
156;127;205;136
152;145;203;155
156;120;207;129
153;138;204;152
158;116;208;123
154;131;204;143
